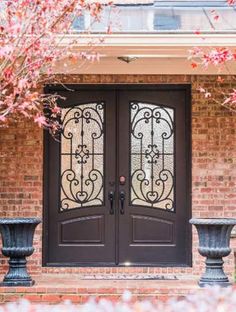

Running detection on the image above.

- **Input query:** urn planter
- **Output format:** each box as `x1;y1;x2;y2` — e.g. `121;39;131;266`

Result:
190;218;236;287
0;218;41;287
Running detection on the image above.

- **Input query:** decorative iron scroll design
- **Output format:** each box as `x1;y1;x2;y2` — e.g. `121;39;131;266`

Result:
60;102;104;211
130;102;175;211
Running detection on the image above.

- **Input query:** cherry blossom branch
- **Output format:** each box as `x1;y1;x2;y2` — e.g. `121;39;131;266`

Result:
0;0;113;135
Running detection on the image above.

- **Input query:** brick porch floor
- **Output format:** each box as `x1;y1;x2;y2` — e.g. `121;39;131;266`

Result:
0;274;201;304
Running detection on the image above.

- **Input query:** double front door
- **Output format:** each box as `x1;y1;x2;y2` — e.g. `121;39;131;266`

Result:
44;85;191;266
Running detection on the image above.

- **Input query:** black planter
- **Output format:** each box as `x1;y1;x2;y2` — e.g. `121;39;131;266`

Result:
190;218;236;287
0;218;41;287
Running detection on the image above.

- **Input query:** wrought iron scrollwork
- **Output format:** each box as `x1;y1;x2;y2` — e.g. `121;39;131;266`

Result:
60;102;105;211
130;102;175;211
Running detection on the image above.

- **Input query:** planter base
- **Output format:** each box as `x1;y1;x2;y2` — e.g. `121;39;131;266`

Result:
0;280;35;287
198;257;231;288
0;257;35;287
199;280;231;288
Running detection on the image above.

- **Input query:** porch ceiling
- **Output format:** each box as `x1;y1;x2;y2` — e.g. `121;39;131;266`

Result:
61;33;236;57
54;33;236;75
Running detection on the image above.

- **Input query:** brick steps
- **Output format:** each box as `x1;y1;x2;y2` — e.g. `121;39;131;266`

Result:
0;274;200;304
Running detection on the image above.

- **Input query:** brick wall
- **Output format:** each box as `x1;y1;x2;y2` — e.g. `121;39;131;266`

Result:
0;74;236;278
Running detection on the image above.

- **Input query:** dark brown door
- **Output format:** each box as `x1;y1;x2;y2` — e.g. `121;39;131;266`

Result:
44;90;117;265
117;90;190;265
44;85;191;266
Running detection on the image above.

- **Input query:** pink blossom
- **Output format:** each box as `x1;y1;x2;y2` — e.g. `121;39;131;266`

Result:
189;47;235;68
205;92;212;98
198;87;206;93
34;115;49;127
0;115;7;122
0;45;13;57
17;79;28;90
51;106;61;115
224;89;236;105
197;87;211;99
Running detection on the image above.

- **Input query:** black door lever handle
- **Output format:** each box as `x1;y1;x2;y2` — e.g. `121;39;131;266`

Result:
108;191;115;215
119;190;125;215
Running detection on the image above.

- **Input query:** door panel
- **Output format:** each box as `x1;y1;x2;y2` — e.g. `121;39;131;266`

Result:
131;215;174;243
60;215;104;243
44;85;191;267
118;90;190;265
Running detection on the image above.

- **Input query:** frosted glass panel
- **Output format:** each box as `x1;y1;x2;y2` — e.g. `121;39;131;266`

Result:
130;102;174;211
60;103;104;211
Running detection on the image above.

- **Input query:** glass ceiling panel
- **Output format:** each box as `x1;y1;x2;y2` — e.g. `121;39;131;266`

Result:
71;1;236;34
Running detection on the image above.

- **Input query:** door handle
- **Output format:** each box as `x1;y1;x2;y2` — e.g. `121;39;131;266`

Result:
108;191;115;215
119;190;125;215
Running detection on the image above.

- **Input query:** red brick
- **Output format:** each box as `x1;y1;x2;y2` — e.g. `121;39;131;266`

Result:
0;74;235;279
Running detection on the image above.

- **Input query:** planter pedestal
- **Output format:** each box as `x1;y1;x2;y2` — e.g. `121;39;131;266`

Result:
190;218;236;287
0;218;41;287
